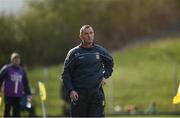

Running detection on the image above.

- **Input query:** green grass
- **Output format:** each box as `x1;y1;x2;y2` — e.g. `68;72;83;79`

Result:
104;37;180;114
1;37;180;116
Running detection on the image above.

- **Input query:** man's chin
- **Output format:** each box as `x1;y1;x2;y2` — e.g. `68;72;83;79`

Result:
89;40;94;43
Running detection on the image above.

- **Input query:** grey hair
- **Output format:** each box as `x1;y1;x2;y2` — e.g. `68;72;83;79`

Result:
11;52;20;61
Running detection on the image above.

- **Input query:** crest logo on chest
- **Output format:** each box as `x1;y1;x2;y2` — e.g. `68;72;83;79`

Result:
96;52;100;60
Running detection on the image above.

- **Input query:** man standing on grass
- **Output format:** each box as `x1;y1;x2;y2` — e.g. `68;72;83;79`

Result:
0;52;32;117
61;25;113;117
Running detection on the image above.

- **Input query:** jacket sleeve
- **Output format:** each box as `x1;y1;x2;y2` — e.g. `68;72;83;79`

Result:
61;50;75;94
101;49;114;79
22;70;31;95
0;65;8;88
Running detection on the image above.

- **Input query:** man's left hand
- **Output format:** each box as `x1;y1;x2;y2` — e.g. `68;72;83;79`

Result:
27;95;32;101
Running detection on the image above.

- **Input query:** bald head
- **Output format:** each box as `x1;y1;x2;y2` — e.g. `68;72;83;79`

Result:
80;25;94;35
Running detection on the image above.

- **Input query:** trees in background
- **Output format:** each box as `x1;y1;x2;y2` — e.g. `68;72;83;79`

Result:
0;0;180;67
0;14;20;66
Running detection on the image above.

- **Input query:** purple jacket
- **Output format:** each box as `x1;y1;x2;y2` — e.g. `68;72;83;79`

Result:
0;64;31;97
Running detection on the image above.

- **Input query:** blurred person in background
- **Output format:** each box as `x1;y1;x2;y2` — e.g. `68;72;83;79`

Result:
61;25;114;117
0;52;32;117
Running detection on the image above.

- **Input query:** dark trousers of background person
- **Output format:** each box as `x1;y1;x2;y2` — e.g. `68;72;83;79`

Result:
71;87;105;117
4;96;21;117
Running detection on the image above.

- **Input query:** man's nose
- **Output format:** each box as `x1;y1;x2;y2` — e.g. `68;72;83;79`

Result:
88;33;93;37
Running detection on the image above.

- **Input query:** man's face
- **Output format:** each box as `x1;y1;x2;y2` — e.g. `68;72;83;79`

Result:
12;57;21;66
80;27;94;45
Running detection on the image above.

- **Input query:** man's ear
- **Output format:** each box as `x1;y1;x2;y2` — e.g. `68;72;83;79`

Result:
79;35;83;41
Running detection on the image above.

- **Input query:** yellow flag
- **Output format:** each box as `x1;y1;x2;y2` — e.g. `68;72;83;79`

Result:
38;81;47;101
173;85;180;104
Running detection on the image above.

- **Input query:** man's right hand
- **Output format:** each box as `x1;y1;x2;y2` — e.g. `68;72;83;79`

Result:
27;95;32;101
70;90;79;102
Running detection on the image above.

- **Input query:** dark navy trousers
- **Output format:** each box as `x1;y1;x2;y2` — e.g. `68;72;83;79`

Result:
70;87;105;117
4;96;21;117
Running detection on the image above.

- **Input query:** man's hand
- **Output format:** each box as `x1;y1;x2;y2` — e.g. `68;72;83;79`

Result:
27;95;32;101
70;90;79;102
99;77;107;87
